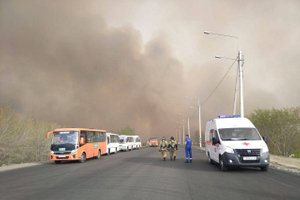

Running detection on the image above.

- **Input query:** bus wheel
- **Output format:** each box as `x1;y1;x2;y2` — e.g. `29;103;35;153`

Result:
97;150;101;159
207;153;213;164
219;156;228;171
55;161;61;164
79;153;86;163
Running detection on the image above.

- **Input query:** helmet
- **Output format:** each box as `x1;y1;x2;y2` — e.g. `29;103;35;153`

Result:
171;136;174;140
162;137;166;141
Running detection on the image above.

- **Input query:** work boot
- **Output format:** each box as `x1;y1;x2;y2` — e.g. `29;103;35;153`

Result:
174;156;176;161
164;157;166;161
190;160;192;163
185;160;189;163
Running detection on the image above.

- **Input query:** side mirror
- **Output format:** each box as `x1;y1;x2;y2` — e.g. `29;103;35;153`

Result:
46;131;53;139
263;136;268;143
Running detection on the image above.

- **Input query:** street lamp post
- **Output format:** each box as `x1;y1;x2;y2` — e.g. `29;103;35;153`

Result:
178;125;182;144
182;120;185;143
204;31;244;118
186;96;202;148
179;113;190;138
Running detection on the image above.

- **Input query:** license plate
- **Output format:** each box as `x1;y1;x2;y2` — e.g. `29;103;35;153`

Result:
243;156;257;160
58;155;66;158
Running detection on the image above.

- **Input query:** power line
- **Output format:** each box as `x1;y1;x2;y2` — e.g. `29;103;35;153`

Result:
201;57;238;106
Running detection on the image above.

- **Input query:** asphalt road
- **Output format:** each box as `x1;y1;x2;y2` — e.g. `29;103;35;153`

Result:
1;147;299;200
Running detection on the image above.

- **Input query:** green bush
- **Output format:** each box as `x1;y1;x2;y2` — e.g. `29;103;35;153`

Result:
0;105;60;166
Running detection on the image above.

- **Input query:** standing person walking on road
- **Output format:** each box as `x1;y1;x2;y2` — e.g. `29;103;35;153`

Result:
159;137;168;161
185;134;192;163
168;136;178;161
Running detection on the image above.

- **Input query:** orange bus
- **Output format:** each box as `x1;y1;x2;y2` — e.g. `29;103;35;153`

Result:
46;128;106;164
148;137;158;147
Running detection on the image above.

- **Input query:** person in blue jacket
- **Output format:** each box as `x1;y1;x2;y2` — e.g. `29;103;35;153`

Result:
184;134;193;163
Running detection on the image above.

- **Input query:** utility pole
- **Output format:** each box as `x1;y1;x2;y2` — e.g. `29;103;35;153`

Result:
198;100;202;147
238;51;244;118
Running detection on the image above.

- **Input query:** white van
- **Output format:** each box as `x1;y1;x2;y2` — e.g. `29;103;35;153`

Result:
119;135;134;151
205;115;270;171
106;133;119;155
132;135;141;149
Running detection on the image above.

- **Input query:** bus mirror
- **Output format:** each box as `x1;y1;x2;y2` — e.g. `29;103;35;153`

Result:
46;131;53;139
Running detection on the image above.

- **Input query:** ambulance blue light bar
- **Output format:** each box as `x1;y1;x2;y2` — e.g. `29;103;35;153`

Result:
218;115;241;118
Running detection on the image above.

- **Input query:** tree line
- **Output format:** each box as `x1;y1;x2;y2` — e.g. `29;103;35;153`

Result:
0;105;60;166
247;107;300;157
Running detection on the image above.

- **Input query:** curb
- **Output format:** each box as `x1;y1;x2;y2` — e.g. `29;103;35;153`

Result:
269;163;300;176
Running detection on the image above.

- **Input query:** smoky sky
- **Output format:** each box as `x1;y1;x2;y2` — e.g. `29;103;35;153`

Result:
1;1;300;142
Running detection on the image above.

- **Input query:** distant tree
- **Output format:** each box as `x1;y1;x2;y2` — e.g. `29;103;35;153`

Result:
193;130;205;147
193;131;199;145
247;107;300;157
118;126;135;135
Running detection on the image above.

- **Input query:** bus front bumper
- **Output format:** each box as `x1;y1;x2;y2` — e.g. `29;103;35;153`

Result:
49;152;79;161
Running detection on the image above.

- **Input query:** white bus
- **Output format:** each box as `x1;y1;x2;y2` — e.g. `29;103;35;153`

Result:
106;133;119;155
132;135;141;150
119;135;134;151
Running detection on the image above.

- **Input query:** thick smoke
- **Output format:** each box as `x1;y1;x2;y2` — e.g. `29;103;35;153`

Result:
1;1;300;142
0;1;188;141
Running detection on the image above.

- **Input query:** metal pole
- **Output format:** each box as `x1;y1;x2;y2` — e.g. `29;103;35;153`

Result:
188;117;190;138
233;66;239;115
238;51;244;118
182;121;185;144
198;100;202;148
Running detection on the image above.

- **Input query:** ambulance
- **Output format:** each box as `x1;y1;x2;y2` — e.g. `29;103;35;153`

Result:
205;115;269;171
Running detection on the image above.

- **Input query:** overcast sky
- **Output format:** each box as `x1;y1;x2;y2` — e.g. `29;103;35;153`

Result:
1;0;299;142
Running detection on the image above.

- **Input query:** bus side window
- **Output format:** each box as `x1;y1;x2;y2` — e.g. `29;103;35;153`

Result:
80;135;86;146
80;131;87;146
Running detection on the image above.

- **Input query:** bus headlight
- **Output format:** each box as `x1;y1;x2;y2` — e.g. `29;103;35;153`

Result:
50;151;54;154
71;149;78;154
225;147;234;154
262;145;269;153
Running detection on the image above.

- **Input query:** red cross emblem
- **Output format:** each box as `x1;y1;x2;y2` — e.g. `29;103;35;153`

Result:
242;142;250;146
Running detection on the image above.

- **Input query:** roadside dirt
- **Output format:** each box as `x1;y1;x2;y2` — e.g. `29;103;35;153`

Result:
270;154;300;174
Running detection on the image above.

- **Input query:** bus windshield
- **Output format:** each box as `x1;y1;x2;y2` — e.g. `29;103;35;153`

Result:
52;131;79;145
218;128;261;141
149;138;157;141
119;138;126;144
